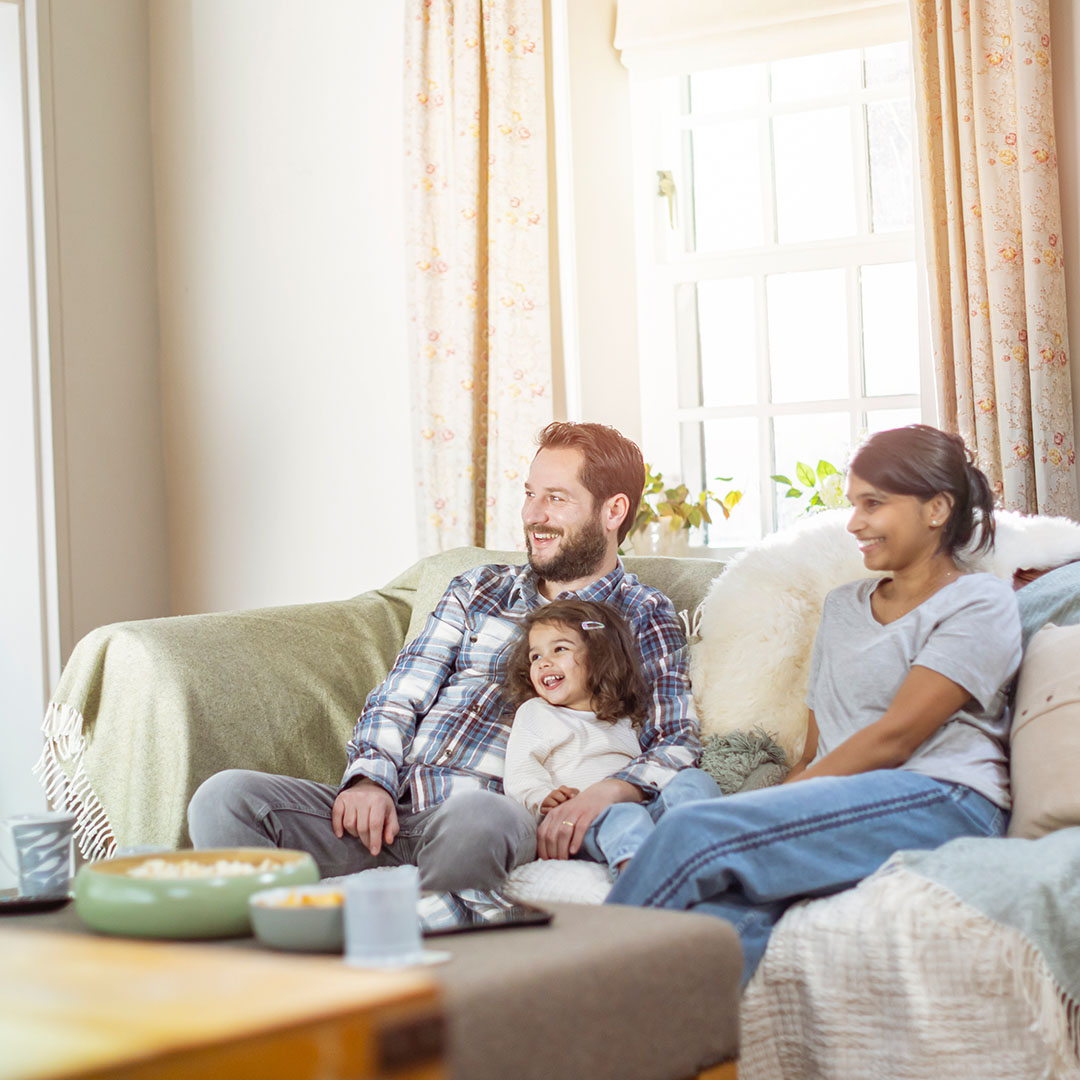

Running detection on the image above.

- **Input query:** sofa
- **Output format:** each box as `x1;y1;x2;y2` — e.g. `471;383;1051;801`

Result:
35;511;1080;1078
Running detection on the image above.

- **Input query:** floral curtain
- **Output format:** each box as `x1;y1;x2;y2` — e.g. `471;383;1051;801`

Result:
911;0;1078;517
405;0;553;552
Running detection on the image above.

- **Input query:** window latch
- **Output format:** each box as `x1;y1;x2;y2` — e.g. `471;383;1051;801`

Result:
657;170;676;229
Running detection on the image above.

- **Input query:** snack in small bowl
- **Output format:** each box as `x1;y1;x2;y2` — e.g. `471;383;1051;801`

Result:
249;883;345;952
74;848;319;939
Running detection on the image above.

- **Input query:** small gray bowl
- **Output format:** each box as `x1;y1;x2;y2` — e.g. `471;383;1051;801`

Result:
249;882;345;952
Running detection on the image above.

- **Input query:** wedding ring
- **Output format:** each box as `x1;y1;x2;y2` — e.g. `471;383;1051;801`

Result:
562;821;574;827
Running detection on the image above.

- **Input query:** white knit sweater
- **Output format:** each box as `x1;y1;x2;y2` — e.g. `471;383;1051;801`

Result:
503;697;641;815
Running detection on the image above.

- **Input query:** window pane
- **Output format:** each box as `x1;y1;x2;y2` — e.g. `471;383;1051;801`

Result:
698;278;757;407
864;41;910;87
867;98;914;232
691;123;765;251
701;417;762;546
861;262;919;396
770;49;860;103
689;64;765;114
767;268;848;403
773;108;856;243
772;412;851;531
863;407;921;435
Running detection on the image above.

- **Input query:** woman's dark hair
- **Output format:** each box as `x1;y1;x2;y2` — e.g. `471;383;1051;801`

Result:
848;424;996;556
503;598;649;724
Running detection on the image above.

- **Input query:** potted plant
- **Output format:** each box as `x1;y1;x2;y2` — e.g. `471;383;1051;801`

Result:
770;459;849;514
626;465;742;556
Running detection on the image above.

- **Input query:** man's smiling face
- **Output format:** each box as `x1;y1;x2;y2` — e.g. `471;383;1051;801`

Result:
522;447;608;586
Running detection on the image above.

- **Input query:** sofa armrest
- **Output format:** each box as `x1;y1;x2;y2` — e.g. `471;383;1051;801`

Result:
37;586;414;859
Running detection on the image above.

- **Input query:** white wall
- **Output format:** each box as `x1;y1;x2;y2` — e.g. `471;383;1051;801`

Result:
49;0;170;648
149;0;416;615
1050;0;1080;500
562;0;642;445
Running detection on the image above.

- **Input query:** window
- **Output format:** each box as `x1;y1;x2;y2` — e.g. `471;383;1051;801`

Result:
631;40;928;550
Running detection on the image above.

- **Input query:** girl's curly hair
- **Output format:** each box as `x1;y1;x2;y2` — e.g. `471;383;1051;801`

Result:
502;598;649;724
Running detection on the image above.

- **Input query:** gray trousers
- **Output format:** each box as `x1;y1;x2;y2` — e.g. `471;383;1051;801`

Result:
187;769;537;892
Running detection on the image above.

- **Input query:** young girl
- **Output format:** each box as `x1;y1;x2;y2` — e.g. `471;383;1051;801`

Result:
607;425;1023;985
503;598;720;873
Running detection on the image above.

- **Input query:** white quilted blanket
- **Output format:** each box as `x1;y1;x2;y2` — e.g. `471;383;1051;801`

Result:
740;869;1080;1080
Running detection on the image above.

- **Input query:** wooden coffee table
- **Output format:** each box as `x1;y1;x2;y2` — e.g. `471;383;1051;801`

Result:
0;923;443;1080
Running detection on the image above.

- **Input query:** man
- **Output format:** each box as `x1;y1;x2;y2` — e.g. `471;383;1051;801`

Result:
188;421;700;893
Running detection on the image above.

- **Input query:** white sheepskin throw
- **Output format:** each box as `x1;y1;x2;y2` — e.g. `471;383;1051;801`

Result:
691;509;1080;763
966;509;1080;578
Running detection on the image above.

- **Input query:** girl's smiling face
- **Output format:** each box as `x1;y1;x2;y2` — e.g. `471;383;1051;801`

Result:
845;470;950;572
527;621;594;712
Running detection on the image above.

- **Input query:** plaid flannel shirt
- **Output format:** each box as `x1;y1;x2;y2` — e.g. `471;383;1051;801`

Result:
341;560;700;810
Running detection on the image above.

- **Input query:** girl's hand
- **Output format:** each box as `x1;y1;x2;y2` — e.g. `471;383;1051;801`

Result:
539;786;580;815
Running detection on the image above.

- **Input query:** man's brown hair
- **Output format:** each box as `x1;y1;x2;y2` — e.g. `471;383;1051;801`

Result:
503;599;649;724
535;422;645;544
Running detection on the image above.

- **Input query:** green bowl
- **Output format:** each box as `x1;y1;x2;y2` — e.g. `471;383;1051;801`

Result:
74;848;319;939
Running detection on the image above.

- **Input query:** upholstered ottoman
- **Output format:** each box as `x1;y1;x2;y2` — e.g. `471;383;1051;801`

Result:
436;901;740;1080
14;899;742;1080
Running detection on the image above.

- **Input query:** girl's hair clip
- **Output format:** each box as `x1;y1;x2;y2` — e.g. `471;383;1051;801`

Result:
581;620;605;631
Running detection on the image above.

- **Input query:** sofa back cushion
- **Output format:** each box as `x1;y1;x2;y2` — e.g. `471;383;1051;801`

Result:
1008;622;1080;838
403;547;724;644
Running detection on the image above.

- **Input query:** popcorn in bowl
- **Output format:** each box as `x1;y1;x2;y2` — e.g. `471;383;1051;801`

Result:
257;887;345;908
126;857;282;879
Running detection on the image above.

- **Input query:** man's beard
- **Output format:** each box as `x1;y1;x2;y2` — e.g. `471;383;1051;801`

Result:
526;513;609;584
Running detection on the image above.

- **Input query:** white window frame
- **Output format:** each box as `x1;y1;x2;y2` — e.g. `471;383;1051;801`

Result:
630;46;935;554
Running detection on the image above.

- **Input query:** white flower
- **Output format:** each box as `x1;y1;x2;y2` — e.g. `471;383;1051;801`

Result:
819;473;849;510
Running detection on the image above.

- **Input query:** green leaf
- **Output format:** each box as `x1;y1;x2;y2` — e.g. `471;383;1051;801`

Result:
796;462;816;488
770;474;792;486
687;507;701;527
808;493;824;507
816;459;838;480
785;488;803;499
713;475;733;483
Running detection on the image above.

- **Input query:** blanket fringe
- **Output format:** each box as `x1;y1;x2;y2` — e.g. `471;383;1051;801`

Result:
678;604;705;643
878;863;1080;1072
32;702;117;863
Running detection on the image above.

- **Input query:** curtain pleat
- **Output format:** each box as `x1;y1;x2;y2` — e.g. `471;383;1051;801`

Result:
405;0;553;552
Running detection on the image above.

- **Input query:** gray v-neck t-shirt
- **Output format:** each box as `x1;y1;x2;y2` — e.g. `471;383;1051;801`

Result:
806;573;1022;808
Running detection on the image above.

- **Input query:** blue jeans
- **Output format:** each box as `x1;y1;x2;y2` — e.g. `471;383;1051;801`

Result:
605;769;1006;986
580;768;722;869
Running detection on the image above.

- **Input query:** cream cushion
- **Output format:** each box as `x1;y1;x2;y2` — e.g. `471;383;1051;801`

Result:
1007;623;1080;839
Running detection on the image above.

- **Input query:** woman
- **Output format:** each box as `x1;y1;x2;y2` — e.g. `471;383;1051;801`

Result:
606;425;1022;985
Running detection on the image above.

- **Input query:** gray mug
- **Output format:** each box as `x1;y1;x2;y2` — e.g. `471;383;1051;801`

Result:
1;811;76;898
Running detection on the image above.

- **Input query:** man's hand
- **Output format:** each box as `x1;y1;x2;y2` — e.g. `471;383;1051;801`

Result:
331;780;399;855
536;778;644;861
539;786;580;815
